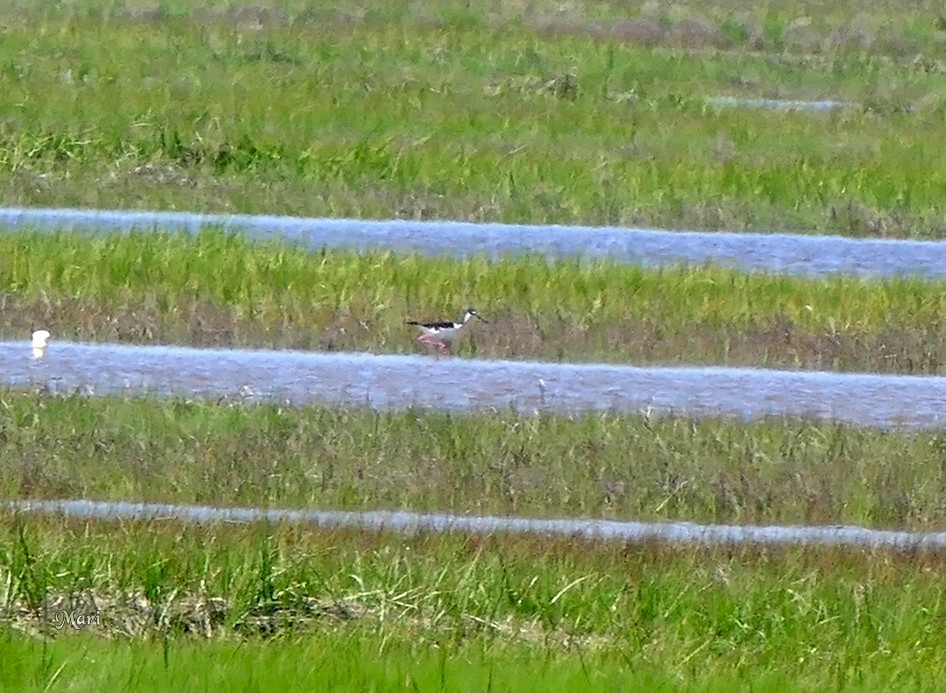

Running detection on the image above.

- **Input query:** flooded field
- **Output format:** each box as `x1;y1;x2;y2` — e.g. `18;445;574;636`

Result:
705;96;853;111
2;206;946;277
4;339;946;429
6;208;946;549
8;499;946;550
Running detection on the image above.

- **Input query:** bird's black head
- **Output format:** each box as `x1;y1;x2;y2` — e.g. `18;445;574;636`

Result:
464;308;488;323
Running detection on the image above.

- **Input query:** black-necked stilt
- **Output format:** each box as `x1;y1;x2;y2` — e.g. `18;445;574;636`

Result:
406;307;488;353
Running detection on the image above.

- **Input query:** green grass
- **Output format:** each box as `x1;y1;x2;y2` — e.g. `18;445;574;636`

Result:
4;229;946;373
0;628;930;692
4;3;946;686
0;2;945;234
3;389;946;531
0;633;704;693
1;518;945;690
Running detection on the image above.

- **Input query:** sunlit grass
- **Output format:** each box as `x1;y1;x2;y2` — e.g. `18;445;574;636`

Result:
0;3;944;234
0;633;693;693
3;389;946;530
3;229;946;372
0;519;944;690
3;3;945;687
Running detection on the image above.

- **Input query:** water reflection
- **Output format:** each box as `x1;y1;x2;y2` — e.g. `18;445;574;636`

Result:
6;499;945;550
3;340;946;429
705;96;851;111
1;206;945;277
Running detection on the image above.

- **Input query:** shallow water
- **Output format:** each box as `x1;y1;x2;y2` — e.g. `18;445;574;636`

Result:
7;499;945;549
2;206;946;277
5;340;946;429
705;96;852;111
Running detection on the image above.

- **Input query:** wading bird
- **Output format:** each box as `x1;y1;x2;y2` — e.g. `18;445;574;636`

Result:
406;308;488;353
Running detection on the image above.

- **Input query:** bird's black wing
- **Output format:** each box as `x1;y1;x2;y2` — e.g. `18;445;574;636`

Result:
406;320;454;329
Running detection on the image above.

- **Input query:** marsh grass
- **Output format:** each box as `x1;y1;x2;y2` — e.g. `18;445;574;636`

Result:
4;3;946;685
11;0;946;59
1;3;946;234
1;518;946;690
0;633;717;693
3;229;946;373
3;389;946;530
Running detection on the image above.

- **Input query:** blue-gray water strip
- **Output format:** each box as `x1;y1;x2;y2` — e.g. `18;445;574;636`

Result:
1;206;945;277
705;96;852;111
5;340;946;429
6;499;945;550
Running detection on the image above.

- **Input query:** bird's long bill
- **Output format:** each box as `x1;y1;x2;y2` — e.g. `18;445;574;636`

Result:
475;314;489;324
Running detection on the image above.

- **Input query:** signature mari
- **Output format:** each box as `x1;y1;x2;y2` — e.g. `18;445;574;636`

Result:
52;609;103;630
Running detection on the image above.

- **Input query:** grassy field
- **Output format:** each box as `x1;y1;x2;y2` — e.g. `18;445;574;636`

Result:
3;379;945;687
4;229;946;373
1;518;945;690
1;633;707;693
0;1;945;235
2;389;946;531
5;1;946;688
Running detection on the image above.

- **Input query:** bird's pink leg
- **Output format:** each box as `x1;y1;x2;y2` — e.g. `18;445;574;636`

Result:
417;334;443;353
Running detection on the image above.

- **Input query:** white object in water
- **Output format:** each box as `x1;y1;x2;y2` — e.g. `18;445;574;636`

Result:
31;329;50;359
